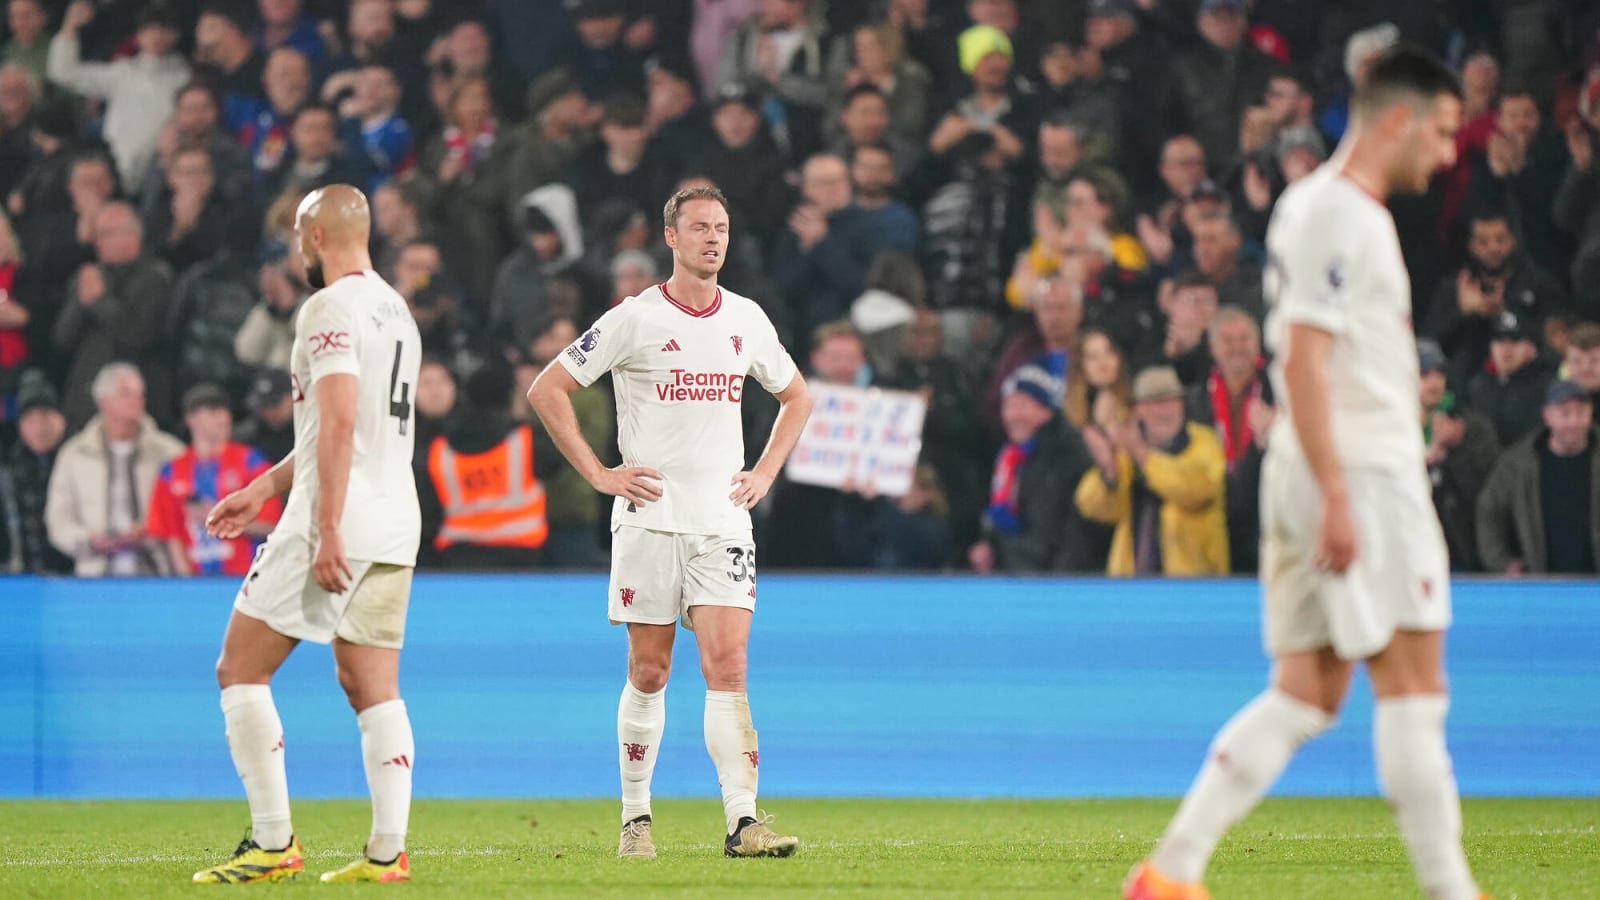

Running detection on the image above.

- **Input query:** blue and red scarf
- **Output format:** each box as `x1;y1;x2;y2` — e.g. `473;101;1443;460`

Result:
986;437;1036;536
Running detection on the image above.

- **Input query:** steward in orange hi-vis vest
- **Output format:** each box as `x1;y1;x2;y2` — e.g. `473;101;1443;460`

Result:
427;424;548;550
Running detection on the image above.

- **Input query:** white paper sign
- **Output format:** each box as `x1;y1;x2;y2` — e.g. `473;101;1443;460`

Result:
785;383;927;497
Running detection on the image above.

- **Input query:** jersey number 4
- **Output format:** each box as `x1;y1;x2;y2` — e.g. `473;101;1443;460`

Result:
388;340;412;435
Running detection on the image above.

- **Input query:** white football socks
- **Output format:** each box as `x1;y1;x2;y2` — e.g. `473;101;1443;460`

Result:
1375;695;1479;900
357;699;413;863
703;690;759;834
220;684;293;851
618;681;666;823
1152;689;1333;882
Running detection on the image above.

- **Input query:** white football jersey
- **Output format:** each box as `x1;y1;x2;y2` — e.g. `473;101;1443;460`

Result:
1263;164;1426;474
277;270;423;565
558;284;799;534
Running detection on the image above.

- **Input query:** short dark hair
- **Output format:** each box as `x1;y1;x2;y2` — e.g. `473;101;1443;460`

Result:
175;79;224;113
850;141;895;167
662;186;729;228
601;94;647;128
1172;269;1217;293
1352;45;1462;120
843;83;887;107
1467;205;1511;230
292;103;336;126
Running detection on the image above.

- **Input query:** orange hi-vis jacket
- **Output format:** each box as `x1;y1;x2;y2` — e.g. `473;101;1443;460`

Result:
427;425;548;550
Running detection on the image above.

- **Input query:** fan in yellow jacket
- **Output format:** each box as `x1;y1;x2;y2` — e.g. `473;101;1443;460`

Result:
1075;366;1229;576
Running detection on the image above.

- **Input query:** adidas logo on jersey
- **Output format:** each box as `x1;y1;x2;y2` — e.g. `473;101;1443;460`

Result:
661;339;682;352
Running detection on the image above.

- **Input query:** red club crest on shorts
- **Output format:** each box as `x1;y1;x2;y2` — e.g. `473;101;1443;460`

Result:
730;335;743;355
624;742;649;762
620;587;636;607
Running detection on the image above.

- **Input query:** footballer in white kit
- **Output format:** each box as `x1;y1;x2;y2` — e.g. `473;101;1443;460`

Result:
234;269;423;645
1128;49;1481;900
558;282;796;625
196;186;423;886
1257;164;1452;660
529;186;812;861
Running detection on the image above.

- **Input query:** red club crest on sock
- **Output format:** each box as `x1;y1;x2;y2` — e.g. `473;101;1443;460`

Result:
624;743;649;762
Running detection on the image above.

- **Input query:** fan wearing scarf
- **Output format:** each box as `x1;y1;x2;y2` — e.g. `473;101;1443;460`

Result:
1182;305;1274;573
969;364;1100;573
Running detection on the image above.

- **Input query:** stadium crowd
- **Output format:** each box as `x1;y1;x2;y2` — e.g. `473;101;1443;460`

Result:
1;0;1598;578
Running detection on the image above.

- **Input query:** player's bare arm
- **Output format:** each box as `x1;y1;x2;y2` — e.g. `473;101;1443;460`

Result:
731;372;812;510
1282;323;1356;572
206;451;295;539
313;373;358;593
527;361;663;507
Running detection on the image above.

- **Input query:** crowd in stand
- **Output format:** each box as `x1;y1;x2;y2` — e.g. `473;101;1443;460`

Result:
1;0;1598;578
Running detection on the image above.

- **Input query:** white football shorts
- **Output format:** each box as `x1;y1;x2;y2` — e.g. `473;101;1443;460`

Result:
608;525;757;628
233;531;413;649
1259;449;1451;661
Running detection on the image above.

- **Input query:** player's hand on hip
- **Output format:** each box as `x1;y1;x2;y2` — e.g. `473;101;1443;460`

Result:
1314;493;1357;573
313;526;355;594
206;487;266;539
729;469;775;510
594;465;663;506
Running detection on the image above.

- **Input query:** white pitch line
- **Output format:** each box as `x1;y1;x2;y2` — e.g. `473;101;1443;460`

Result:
0;847;520;868
3;827;1591;868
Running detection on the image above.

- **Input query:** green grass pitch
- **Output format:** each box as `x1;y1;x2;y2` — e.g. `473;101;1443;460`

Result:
0;798;1595;898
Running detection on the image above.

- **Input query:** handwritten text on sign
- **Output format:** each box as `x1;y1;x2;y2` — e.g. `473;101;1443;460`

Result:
786;384;927;497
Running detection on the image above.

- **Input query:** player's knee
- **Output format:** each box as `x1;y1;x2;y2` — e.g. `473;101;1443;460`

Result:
215;653;263;689
700;646;747;690
334;660;388;709
629;659;671;693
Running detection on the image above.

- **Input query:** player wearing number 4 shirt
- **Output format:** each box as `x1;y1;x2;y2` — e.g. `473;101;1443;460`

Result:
1126;49;1486;900
529;186;813;860
194;185;423;885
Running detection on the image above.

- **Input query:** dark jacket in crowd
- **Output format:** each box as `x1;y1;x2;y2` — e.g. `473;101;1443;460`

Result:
52;257;176;431
1465;130;1573;279
763;478;880;569
1553;159;1600;318
1429;407;1502;572
1170;41;1278;175
1475;426;1600;575
1424;258;1567;390
232;415;294;468
0;440;73;574
983;416;1107;573
165;251;259;399
700;132;794;250
1467;355;1558;446
887;354;991;563
1095;27;1180;197
769;206;885;349
143;194;257;274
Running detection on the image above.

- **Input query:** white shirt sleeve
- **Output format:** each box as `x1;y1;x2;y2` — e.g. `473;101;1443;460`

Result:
1269;202;1365;336
299;295;362;383
748;316;799;395
46;33;119;98
558;304;635;387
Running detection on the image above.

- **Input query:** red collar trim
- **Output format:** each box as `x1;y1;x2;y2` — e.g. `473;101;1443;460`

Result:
337;269;367;282
659;282;721;318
